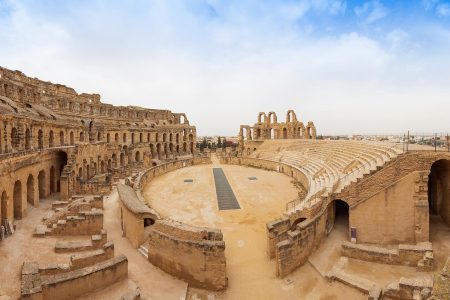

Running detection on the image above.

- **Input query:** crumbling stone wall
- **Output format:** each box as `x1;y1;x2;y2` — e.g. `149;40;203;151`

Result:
147;220;227;291
0;66;197;227
237;110;317;154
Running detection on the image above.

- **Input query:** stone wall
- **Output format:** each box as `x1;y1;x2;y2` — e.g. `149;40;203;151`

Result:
21;255;128;300
0;65;197;229
147;220;227;291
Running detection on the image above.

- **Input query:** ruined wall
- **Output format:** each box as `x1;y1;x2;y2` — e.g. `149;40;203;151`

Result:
117;183;158;248
0;66;197;229
21;255;128;300
147;220;227;291
350;171;428;245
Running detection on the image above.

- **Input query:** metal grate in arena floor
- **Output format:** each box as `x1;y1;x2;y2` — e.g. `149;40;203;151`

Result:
213;168;240;210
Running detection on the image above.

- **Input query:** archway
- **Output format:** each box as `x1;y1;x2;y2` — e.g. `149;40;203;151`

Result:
326;199;349;238
49;130;54;147
38;170;45;200
27;174;34;206
59;131;64;146
283;128;288;139
13;180;22;220
11;127;19;150
144;218;155;227
428;160;450;234
25;128;31;150
50;166;55;193
157;143;161;159
135;151;140;162
38;129;44;149
120;153;125;166
1;191;7;224
70;131;74;145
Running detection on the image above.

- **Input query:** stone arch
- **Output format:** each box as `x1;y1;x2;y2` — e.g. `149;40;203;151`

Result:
176;145;179;153
132;132;135;144
169;143;174;153
428;159;450;227
50;166;56;193
183;142;187;153
298;123;305;138
100;160;105;173
135;151;140;162
49;130;54;147
190;142;194;154
13;180;22;220
97;131;102;142
257;112;267;123
268;112;277;124
123;133;127;143
79;131;84;142
120;153;125;166
38;129;44;149
176;133;179;143
38;170;46;199
326;199;349;238
188;134;194;142
107;133;110;143
27;174;35;206
290;217;307;230
286;110;297;123
59;131;64;146
25;128;31;150
11;127;19;150
306;122;317;139
282;127;288;139
163;133;167;142
1;191;7;224
70;131;74;145
156;143;162;159
115;133;119;143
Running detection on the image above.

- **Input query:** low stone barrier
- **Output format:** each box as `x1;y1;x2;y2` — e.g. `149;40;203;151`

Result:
341;241;434;271
147;219;227;291
21;255;128;300
117;183;158;248
219;156;310;193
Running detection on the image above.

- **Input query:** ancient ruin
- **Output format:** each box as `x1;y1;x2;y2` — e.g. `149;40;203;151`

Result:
0;66;449;300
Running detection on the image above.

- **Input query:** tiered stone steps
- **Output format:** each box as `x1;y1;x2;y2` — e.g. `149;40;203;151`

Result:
250;140;403;214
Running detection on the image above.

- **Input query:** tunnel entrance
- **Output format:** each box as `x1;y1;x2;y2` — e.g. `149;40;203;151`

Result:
326;199;349;239
428;159;450;225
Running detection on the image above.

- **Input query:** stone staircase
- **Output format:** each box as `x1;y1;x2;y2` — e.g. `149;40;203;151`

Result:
138;244;148;259
326;257;382;300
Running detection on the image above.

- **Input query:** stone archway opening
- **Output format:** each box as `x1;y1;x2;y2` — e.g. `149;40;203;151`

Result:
13;180;22;220
1;191;8;224
428;159;450;243
38;170;45;199
326;199;349;239
26;174;34;206
144;218;155;227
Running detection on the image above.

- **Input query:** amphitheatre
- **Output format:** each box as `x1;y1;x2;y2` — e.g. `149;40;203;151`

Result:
0;66;449;300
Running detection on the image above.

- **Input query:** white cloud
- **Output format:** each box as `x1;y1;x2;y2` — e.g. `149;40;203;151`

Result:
0;1;449;136
436;3;450;16
354;0;388;24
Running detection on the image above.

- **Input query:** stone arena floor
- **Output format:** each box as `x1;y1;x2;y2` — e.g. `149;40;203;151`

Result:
143;156;367;299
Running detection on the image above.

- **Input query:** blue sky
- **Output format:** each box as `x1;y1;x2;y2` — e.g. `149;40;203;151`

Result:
0;0;450;136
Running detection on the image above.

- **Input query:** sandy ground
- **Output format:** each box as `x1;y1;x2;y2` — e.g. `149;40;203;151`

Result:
143;156;366;300
85;187;188;300
0;194;84;299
